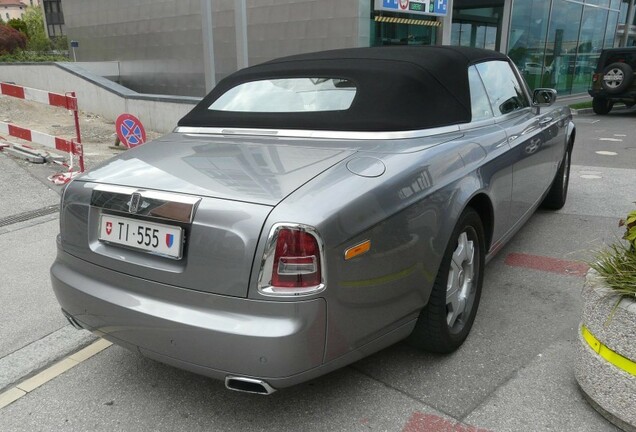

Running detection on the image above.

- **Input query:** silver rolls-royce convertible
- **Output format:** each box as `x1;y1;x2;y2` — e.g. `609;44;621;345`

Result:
51;46;575;394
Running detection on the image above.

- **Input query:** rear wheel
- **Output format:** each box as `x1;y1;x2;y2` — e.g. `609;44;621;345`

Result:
408;208;485;353
592;97;613;115
541;145;572;210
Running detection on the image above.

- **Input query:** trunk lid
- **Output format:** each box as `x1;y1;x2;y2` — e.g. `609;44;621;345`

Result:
61;134;354;297
80;133;355;206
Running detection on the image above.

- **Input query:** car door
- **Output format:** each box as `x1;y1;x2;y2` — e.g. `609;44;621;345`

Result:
475;60;553;224
460;65;514;245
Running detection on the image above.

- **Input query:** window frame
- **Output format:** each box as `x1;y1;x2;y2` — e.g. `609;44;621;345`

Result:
473;59;533;119
467;65;494;123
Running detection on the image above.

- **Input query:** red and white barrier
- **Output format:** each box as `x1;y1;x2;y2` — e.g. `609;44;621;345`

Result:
0;122;77;154
0;83;78;111
0;82;84;183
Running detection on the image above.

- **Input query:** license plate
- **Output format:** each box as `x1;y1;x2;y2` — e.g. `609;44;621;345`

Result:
98;214;184;259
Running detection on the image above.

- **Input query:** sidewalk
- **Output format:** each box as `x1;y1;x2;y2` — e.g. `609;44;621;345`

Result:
0;154;95;394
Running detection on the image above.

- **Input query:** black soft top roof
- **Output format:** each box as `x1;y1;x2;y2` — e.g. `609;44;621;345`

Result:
178;46;509;132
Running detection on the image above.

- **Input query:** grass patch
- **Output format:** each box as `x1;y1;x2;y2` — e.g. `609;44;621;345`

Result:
590;243;636;299
569;101;593;109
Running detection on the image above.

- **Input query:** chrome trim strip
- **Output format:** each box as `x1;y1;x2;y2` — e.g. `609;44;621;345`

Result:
91;184;201;224
93;185;201;205
458;117;496;131
174;125;462;140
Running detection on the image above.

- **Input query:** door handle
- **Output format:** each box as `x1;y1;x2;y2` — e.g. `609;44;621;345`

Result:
539;117;553;126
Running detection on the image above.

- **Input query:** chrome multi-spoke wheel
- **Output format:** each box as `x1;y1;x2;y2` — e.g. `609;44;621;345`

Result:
446;231;476;333
408;208;484;353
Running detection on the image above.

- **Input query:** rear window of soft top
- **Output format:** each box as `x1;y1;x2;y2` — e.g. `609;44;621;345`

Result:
208;78;357;113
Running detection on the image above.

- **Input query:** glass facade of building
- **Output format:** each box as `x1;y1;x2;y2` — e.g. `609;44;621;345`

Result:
446;0;625;95
507;0;622;95
371;0;629;95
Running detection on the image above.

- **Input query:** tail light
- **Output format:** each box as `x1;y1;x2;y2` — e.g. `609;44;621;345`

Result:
592;73;600;83
258;224;325;296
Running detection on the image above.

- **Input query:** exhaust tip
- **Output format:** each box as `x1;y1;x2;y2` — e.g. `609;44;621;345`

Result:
61;309;84;330
225;376;276;395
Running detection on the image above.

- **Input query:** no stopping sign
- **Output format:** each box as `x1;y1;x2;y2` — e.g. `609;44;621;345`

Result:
116;114;147;148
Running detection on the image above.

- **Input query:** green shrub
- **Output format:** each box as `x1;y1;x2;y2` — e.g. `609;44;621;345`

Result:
591;208;636;299
0;51;69;62
51;35;69;51
7;18;27;35
621;209;636;248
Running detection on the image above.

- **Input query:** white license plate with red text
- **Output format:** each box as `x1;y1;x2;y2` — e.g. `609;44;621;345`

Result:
98;214;183;259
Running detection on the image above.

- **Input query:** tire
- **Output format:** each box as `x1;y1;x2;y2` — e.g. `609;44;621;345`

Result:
592;97;613;115
601;62;634;94
541;145;572;210
408;208;485;353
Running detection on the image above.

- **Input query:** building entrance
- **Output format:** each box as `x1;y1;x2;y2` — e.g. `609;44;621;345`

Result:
372;18;437;46
451;0;504;51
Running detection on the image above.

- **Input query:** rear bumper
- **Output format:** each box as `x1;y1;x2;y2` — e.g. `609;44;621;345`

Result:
50;247;327;387
588;89;636;101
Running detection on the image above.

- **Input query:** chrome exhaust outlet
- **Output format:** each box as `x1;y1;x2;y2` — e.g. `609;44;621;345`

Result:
225;376;276;395
61;309;84;330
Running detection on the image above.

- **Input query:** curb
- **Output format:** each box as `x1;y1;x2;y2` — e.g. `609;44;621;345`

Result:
571;105;633;116
0;325;96;394
571;108;594;115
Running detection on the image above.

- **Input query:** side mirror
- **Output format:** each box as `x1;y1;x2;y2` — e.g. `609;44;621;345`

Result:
533;88;557;106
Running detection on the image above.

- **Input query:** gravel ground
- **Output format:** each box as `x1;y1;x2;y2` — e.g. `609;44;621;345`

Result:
0;94;162;169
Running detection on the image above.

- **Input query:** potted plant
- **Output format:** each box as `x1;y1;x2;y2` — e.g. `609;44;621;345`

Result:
575;208;636;431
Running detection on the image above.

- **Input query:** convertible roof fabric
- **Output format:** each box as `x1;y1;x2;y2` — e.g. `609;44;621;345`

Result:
178;46;509;132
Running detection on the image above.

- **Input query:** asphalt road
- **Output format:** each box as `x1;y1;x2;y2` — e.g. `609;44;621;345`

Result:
1;107;634;431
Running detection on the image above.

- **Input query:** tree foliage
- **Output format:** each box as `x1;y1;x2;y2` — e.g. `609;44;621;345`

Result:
0;24;27;55
7;18;27;35
23;6;50;52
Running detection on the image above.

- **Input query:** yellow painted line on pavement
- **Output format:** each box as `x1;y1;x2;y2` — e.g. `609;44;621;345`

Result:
582;325;636;377
0;388;26;408
0;338;112;409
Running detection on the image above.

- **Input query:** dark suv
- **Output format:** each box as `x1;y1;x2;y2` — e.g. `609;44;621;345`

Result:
588;47;636;115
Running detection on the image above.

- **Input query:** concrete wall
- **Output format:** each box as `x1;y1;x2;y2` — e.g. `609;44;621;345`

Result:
0;63;200;134
62;0;205;97
74;61;121;82
61;0;370;97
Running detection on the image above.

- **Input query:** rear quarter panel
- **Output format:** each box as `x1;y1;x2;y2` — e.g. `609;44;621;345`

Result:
249;136;505;362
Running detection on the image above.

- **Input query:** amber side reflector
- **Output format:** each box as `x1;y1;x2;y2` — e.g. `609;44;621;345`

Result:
344;240;371;260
